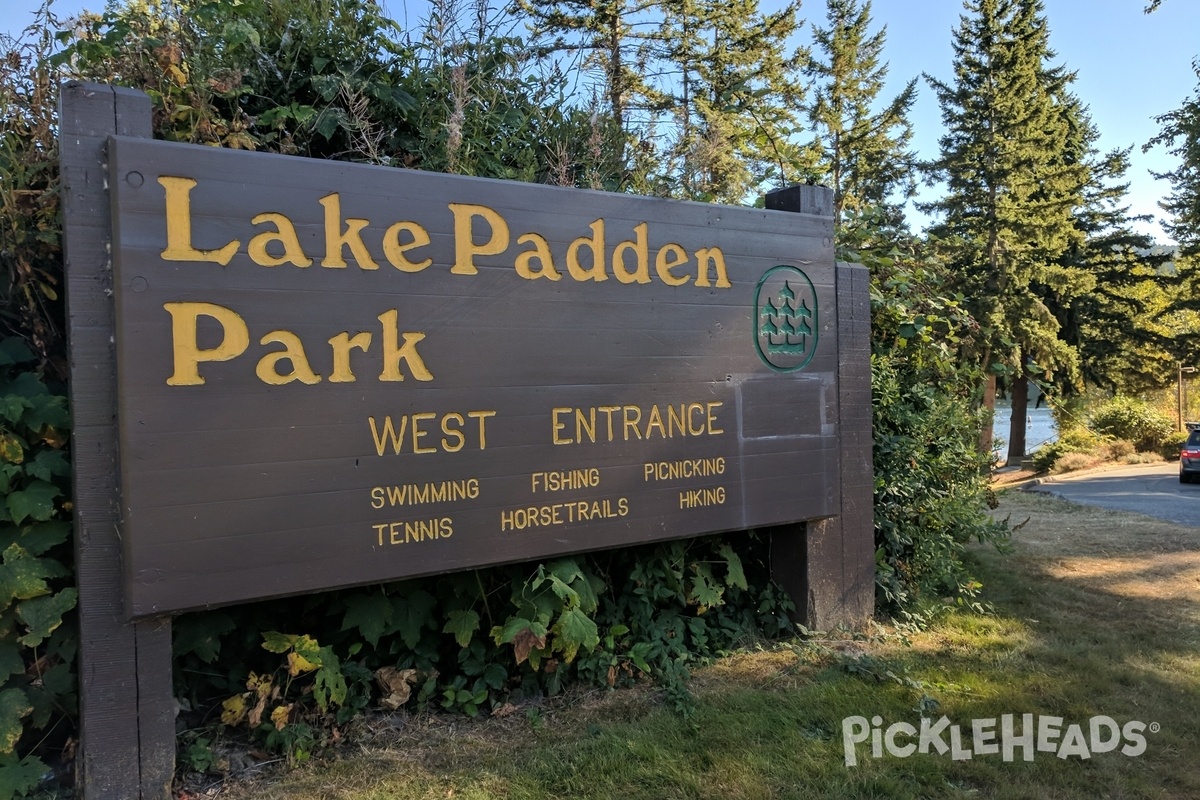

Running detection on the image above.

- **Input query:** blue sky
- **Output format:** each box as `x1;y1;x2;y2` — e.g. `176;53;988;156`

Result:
3;0;1198;242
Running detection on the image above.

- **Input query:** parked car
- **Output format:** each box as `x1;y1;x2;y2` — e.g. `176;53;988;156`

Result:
1180;425;1200;483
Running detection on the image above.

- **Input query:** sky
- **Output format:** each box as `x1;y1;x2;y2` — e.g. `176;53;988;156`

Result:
3;0;1198;242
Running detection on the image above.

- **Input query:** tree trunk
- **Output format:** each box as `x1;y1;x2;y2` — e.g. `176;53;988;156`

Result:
979;372;996;462
1007;373;1028;467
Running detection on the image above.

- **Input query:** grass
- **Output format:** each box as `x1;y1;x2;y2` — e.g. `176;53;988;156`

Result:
213;491;1200;800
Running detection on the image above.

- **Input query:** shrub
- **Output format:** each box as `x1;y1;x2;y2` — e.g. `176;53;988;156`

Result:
1088;397;1174;452
1160;430;1189;460
843;217;1008;621
1031;425;1104;472
1052;451;1102;474
1105;439;1136;460
1122;452;1165;465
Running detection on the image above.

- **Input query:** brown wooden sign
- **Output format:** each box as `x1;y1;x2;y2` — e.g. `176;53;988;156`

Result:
106;137;841;616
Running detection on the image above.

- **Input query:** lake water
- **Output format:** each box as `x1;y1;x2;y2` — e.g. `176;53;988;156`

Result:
993;403;1057;457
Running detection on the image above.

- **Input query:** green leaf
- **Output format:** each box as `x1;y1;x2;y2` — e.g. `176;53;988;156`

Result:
340;592;392;648
0;437;23;465
718;544;748;590
689;563;723;609
0;688;33;753
391;590;436;650
260;631;299;654
173;612;236;662
312;647;346;712
24;450;69;482
551;607;598;664
0;751;44;796
0;521;70;556
0;398;27;425
0;642;22;682
16;588;77;647
0;340;35;367
0;545;50;605
6;481;59;525
39;661;74;697
443;609;480;648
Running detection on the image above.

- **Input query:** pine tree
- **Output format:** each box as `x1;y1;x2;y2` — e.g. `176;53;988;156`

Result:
924;0;1089;459
1050;103;1175;396
804;0;917;227
658;0;813;203
513;0;666;130
1148;60;1200;258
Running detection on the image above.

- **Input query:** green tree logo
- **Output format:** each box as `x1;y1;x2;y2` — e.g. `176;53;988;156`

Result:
754;266;818;371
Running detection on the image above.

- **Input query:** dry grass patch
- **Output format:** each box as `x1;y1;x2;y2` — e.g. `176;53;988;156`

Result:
996;490;1200;627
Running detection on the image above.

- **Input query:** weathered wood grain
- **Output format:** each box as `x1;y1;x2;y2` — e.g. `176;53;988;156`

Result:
61;81;173;800
764;186;874;630
106;137;845;616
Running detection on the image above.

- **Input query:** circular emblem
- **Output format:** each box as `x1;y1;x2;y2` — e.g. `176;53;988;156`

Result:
753;265;818;372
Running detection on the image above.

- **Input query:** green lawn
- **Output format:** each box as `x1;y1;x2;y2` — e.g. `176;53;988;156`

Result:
215;491;1200;800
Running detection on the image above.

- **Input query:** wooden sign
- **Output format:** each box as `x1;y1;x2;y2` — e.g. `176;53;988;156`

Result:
106;137;841;616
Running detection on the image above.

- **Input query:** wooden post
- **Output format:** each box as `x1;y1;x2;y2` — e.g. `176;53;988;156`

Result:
764;185;874;630
60;81;175;800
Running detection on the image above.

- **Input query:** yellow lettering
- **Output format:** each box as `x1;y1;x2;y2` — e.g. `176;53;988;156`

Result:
163;301;249;385
655;243;690;286
688;402;706;436
368;415;408;455
694;247;730;288
598;406;620;441
612;222;650;284
441;413;465;452
622;405;642;441
247;212;312;267
449;203;509;275
411;412;437;454
378;310;434;382
327;331;371;383
567;219;608;282
575;407;597;444
668;404;686;437
158;177;240;265
514;233;562;280
382;220;432;272
319;192;380;270
707;401;724;434
645;404;666;439
552;407;572;445
256;330;322;385
467;410;495;449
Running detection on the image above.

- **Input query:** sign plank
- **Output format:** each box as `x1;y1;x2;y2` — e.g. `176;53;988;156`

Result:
107;137;840;616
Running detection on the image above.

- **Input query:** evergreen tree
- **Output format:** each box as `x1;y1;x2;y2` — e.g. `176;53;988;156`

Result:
923;0;1088;459
1051;104;1176;395
659;0;812;203
1148;60;1200;258
804;0;917;227
513;0;666;130
1144;59;1200;370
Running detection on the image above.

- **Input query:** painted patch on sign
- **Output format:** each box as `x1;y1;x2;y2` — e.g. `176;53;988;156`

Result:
754;265;818;372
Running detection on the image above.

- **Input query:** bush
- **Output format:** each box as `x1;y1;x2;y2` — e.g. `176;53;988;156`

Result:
1031;425;1104;472
1052;451;1103;474
1105;438;1136;460
1160;430;1188;460
843;218;1008;621
1088;397;1174;452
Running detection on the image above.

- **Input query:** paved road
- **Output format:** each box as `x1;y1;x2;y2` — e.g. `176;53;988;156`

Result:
1034;462;1200;527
